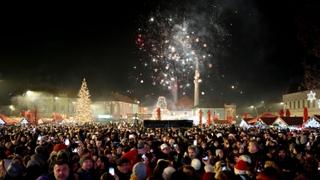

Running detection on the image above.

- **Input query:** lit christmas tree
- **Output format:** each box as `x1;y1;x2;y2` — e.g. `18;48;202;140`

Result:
75;78;93;123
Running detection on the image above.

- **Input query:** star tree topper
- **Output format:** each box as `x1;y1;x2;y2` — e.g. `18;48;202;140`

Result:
307;90;317;103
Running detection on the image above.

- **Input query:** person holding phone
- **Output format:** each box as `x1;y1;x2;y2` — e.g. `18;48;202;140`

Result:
94;156;109;179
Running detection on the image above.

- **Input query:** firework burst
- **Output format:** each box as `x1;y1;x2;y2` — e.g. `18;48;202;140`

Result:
135;14;214;97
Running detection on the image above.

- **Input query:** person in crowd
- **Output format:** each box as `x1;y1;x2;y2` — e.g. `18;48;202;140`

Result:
77;156;95;180
45;158;77;180
130;162;147;180
115;157;131;180
247;140;266;174
1;122;320;180
162;166;176;180
274;146;295;179
95;156;109;179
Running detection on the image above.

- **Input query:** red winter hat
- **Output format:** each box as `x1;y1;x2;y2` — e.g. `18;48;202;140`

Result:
53;143;67;153
234;160;249;175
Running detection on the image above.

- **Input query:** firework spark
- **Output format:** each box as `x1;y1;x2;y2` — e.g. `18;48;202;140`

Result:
135;14;213;96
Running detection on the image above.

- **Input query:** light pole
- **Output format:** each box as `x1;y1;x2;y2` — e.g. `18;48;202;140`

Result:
25;90;38;124
53;96;59;112
194;58;200;107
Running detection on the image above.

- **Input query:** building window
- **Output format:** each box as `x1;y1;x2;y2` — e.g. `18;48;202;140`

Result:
293;101;296;109
297;101;300;109
288;101;290;109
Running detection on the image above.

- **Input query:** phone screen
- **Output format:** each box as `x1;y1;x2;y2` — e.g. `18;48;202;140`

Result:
193;140;197;146
202;156;208;161
109;167;115;176
64;139;70;146
142;154;147;160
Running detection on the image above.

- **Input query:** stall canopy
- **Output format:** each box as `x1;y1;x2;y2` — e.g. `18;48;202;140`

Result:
0;118;5;125
304;115;320;128
20;118;29;125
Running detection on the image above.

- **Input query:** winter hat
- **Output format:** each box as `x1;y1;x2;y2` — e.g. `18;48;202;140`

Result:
56;150;70;163
116;157;130;166
157;159;170;165
162;166;176;180
191;158;201;171
6;160;24;178
36;175;49;180
238;155;252;164
53;143;67;153
132;162;147;180
35;145;47;155
160;143;169;150
98;156;109;167
234;160;249;175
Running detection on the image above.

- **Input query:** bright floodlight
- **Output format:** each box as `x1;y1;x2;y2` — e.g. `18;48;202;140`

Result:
26;90;33;96
9;105;15;111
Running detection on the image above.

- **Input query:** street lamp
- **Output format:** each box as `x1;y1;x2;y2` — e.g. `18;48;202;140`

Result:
9;105;15;116
279;102;286;113
250;105;259;117
26;90;33;97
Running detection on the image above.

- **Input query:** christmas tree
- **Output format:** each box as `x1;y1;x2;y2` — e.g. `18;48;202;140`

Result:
75;78;93;123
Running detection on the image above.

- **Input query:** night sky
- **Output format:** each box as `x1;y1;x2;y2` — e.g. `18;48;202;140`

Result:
0;0;320;111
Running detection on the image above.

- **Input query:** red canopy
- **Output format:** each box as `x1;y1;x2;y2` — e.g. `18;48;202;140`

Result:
303;107;308;123
285;109;291;117
199;109;203;126
156;107;161;120
279;109;284;117
207;110;211;126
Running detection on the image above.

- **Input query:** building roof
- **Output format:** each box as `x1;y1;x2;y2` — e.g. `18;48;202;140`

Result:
314;115;320;121
0;114;16;125
242;118;256;125
105;92;135;103
259;117;277;125
280;117;304;126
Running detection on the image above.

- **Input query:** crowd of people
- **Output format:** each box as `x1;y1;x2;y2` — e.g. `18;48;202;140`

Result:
0;121;320;180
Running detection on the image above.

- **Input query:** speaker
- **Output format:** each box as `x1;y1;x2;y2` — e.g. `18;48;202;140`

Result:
143;120;193;128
